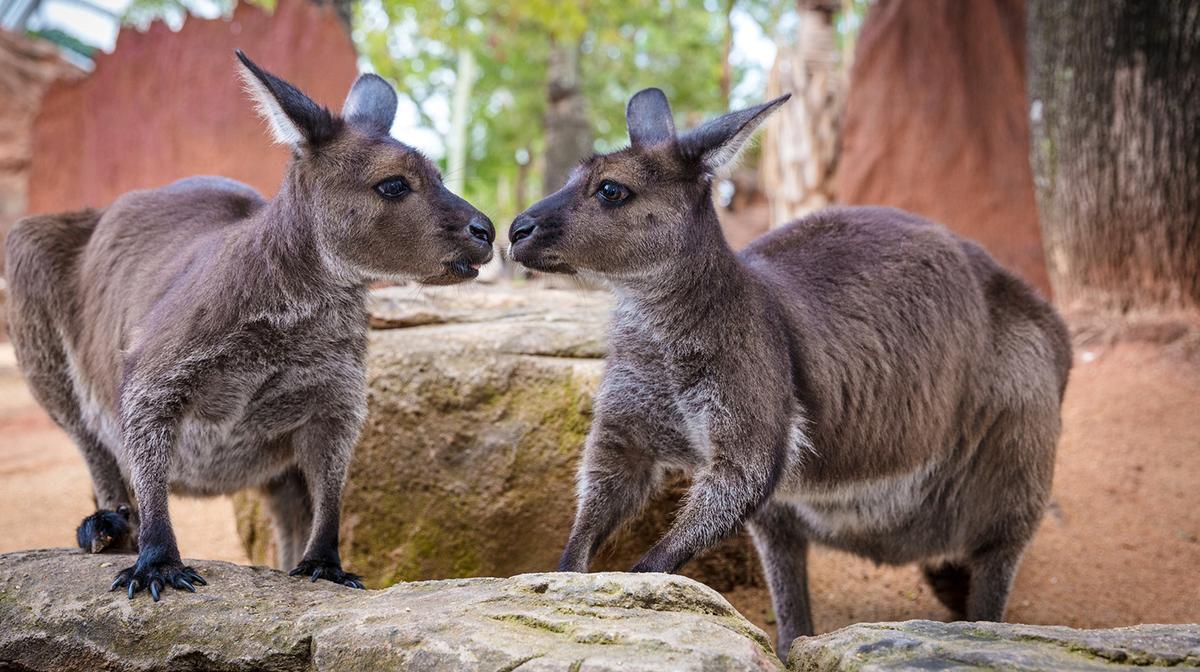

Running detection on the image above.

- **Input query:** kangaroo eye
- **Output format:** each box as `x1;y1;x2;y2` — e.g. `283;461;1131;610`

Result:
375;177;410;200
596;180;631;205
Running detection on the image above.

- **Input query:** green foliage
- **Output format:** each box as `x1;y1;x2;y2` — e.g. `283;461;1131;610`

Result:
359;0;738;224
27;28;95;58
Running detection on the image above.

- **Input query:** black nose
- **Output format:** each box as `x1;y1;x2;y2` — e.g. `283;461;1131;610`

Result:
467;216;494;245
509;215;537;244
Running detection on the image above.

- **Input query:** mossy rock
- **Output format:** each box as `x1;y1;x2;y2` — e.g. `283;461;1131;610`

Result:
234;285;763;592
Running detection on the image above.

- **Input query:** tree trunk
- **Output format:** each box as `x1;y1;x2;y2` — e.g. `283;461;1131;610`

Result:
719;0;736;105
762;0;842;227
1028;0;1200;313
834;0;1051;296
542;39;592;195
445;47;477;196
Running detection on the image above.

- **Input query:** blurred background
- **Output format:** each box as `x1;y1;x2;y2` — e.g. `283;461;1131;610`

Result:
0;0;1196;634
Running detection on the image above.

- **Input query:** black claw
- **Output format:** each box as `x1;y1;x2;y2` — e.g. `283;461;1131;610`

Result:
288;560;362;590
112;563;205;601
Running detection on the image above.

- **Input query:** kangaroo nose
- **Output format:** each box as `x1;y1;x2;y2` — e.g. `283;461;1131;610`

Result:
509;215;537;244
467;216;494;245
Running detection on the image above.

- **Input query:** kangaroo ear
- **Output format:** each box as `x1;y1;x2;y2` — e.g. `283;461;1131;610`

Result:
626;88;676;147
342;74;398;135
678;94;791;171
235;49;337;148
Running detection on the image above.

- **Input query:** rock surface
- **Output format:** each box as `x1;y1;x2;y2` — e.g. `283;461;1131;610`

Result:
4;550;1197;672
790;620;1200;671
235;284;764;591
0;549;781;671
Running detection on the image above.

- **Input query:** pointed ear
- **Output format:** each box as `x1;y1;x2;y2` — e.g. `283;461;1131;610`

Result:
678;94;791;171
342;74;397;135
626;88;676;147
235;49;338;148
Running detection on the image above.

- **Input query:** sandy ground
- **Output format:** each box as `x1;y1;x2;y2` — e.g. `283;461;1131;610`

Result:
1;335;1197;634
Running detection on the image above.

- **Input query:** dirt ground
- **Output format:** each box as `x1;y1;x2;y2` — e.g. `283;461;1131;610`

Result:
0;344;248;565
1;331;1197;634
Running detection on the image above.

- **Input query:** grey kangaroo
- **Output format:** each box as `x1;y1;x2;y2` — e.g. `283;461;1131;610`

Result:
508;88;1070;655
5;51;494;600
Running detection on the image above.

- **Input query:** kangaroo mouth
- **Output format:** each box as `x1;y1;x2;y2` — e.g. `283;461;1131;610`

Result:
509;243;576;275
446;260;480;279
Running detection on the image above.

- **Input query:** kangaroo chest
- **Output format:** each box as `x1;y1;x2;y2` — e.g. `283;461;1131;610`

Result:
170;327;364;494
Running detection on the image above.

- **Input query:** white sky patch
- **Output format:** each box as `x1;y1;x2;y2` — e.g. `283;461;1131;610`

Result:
30;0;126;51
729;7;776;109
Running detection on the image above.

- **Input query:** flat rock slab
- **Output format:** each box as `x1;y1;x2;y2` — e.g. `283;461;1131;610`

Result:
790;620;1200;671
0;549;781;671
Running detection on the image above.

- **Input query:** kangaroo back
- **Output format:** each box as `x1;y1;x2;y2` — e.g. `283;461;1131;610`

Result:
6;210;101;431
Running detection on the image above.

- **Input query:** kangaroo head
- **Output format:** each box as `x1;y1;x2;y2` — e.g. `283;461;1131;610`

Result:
236;51;493;284
507;88;788;280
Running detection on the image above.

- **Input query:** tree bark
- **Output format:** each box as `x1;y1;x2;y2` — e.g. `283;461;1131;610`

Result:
542;39;592;195
1028;0;1200;313
762;0;842;227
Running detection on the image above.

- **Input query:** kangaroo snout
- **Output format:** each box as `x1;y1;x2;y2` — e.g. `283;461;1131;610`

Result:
508;214;536;245
467;214;495;246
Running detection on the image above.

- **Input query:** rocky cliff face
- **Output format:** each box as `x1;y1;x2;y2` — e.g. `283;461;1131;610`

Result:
0;31;83;319
235;285;764;593
26;1;357;217
0;33;81;259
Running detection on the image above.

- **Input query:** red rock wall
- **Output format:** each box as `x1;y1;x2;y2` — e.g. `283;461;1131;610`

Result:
834;0;1052;296
0;31;83;273
27;0;357;215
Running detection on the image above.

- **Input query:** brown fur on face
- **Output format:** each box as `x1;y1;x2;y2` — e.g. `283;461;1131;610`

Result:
298;127;493;283
509;149;702;278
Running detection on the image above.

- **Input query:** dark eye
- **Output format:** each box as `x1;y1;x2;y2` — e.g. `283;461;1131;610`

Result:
596;179;631;205
375;177;410;200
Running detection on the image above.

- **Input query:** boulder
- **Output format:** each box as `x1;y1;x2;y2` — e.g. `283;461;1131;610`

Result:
234;285;763;591
789;620;1200;671
0;549;782;671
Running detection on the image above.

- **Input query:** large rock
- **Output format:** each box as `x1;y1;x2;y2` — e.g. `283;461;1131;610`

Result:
790;620;1200;671
0;549;781;671
235;285;763;591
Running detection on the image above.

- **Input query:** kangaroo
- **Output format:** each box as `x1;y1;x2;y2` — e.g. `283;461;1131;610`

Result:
5;51;494;600
508;88;1070;656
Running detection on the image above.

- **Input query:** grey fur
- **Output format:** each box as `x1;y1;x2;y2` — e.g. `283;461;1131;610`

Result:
5;52;493;600
508;89;1070;657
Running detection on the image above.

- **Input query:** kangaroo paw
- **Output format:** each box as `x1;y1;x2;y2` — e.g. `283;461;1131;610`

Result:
76;505;134;554
110;558;206;601
288;559;364;589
